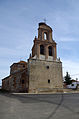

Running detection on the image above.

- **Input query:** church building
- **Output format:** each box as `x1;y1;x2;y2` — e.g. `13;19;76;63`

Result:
2;22;63;93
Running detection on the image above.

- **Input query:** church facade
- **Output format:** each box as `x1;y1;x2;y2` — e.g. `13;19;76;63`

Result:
2;22;63;93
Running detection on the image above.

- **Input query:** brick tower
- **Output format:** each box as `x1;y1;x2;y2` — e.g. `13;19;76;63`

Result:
28;22;63;93
32;22;57;61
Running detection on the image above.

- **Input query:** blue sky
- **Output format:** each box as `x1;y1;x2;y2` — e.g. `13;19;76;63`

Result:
0;0;79;85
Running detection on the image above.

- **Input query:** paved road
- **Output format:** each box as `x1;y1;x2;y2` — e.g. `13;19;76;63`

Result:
0;93;79;119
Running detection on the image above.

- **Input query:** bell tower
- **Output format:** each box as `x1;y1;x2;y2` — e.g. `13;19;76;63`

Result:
32;22;57;61
28;22;63;93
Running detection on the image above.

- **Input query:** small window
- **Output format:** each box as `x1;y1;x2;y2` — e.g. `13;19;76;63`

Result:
7;80;9;85
22;80;24;84
46;66;49;69
48;79;50;83
72;84;74;86
23;65;25;68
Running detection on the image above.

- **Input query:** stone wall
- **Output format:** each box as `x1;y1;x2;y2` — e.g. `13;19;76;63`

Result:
10;61;27;75
2;68;29;92
28;59;63;93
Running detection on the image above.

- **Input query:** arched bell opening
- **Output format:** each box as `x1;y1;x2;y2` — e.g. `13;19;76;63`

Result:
40;45;44;55
48;46;52;56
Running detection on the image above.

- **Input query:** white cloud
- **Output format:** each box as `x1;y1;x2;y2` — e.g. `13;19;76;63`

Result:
59;37;79;42
0;46;30;57
62;59;79;80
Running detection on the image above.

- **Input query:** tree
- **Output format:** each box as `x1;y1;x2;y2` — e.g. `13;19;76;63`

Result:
64;72;72;85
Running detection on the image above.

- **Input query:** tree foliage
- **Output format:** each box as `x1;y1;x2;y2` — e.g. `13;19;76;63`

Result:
64;72;72;85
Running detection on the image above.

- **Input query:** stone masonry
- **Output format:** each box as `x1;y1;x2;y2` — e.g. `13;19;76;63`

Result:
2;22;63;93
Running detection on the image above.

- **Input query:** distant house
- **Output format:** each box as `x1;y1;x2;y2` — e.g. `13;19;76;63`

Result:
64;80;79;89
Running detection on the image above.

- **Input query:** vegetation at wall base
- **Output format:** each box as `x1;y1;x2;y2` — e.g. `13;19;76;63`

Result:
64;72;72;85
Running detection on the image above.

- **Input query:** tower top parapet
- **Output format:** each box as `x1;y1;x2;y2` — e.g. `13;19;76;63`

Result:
31;23;57;61
38;22;52;31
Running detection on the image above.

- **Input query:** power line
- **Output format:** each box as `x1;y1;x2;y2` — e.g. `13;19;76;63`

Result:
62;66;79;76
71;74;79;76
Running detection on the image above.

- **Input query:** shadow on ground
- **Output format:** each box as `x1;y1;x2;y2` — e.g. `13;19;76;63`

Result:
0;91;78;119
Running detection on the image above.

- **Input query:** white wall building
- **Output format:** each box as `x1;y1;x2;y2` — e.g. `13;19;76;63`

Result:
67;81;79;89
